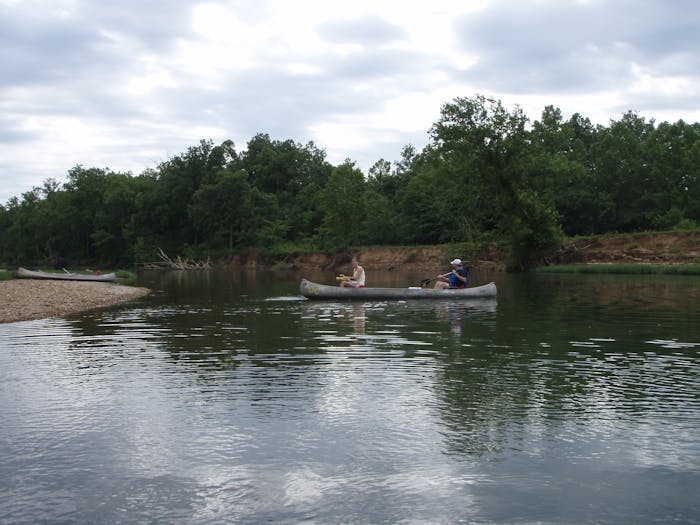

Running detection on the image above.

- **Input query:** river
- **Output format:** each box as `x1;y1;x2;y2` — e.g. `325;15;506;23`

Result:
1;270;699;524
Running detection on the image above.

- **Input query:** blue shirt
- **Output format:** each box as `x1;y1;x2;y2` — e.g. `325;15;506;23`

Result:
448;267;469;288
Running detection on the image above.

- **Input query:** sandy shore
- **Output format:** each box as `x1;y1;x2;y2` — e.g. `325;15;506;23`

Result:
0;279;150;324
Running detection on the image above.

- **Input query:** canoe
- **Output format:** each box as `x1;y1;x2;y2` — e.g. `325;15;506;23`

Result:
15;267;117;282
300;278;497;300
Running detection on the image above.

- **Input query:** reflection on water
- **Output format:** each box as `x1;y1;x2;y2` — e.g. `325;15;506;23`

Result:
1;271;699;524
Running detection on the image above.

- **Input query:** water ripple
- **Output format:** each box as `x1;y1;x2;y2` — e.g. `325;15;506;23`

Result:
2;275;700;524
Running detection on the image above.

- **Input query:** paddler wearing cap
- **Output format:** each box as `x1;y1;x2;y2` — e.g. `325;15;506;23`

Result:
433;258;469;289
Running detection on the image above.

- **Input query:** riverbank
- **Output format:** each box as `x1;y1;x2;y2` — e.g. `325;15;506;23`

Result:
233;231;700;272
0;280;150;324
2;231;697;323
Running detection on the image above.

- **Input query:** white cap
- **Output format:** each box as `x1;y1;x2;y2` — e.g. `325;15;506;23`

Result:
450;258;462;265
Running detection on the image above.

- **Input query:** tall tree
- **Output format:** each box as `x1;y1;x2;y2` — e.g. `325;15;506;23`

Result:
681;123;700;222
590;112;655;232
430;95;563;270
153;140;235;251
531;106;604;236
91;173;140;266
63;166;111;261
318;162;366;250
240;134;331;243
190;168;259;251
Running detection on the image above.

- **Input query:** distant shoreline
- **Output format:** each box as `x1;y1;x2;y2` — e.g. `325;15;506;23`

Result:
222;231;700;272
0;280;150;324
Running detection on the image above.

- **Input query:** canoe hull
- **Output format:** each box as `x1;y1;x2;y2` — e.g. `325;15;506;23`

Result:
16;267;117;282
300;279;497;300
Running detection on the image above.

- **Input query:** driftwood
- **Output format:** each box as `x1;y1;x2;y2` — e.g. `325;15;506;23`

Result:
542;241;595;266
140;248;212;270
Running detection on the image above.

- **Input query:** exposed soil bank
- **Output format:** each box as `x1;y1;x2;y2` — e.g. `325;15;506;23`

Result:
550;231;700;265
283;245;506;272
229;232;700;272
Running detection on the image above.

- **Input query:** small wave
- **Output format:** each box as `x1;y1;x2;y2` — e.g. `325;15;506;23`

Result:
264;295;307;302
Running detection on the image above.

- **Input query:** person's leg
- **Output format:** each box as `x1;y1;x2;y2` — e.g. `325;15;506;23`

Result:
434;281;449;289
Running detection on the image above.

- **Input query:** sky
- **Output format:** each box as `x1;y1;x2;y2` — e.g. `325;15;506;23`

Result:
2;0;700;203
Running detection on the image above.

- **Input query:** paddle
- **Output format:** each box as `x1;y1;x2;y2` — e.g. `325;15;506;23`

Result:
419;272;452;287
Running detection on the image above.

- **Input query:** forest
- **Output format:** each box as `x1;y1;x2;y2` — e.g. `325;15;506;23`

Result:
1;94;699;271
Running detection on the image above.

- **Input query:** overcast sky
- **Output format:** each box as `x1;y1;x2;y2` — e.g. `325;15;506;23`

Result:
2;0;699;203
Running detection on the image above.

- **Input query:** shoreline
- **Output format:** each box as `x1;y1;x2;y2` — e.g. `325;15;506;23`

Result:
0;280;150;324
2;232;697;323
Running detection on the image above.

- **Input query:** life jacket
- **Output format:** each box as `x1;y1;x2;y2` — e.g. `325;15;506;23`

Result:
448;267;469;288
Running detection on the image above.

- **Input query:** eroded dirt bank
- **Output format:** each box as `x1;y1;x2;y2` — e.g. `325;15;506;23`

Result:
551;231;700;265
227;232;700;271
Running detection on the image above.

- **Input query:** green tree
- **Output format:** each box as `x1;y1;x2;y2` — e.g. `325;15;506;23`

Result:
363;158;403;244
240;134;331;242
589;112;655;232
3;191;43;264
91;173;141;266
530;106;606;236
681;123;700;222
394;156;457;244
190;168;258;251
122;171;162;263
0;203;9;263
430;95;564;269
318;162;366;250
63;166;112;261
640;120;700;228
152;140;235;251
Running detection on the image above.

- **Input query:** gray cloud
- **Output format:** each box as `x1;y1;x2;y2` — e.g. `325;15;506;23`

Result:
317;15;407;46
0;18;100;85
326;47;432;80
0;1;192;89
454;0;700;95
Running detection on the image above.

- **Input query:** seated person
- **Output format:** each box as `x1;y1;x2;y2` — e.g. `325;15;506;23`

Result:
434;258;468;289
339;256;365;288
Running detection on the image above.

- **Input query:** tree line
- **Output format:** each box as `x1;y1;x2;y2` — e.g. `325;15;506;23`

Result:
1;95;699;271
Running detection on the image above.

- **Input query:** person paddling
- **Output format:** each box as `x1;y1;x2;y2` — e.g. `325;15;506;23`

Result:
339;256;365;288
434;258;468;289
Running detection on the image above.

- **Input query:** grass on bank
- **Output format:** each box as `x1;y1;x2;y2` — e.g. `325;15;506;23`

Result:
536;263;700;275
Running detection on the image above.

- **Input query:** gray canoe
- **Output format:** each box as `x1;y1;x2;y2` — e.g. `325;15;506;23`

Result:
16;267;117;282
300;278;497;300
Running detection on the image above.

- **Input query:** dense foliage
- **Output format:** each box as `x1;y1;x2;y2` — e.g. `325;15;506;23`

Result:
2;95;699;271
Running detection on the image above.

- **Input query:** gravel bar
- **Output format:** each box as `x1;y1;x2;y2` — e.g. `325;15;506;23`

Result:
0;280;150;323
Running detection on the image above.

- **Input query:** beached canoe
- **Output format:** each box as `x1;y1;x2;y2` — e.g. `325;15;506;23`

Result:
15;267;117;282
300;278;497;300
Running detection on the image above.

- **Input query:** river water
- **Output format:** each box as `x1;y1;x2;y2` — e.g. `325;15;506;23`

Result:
1;270;699;524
